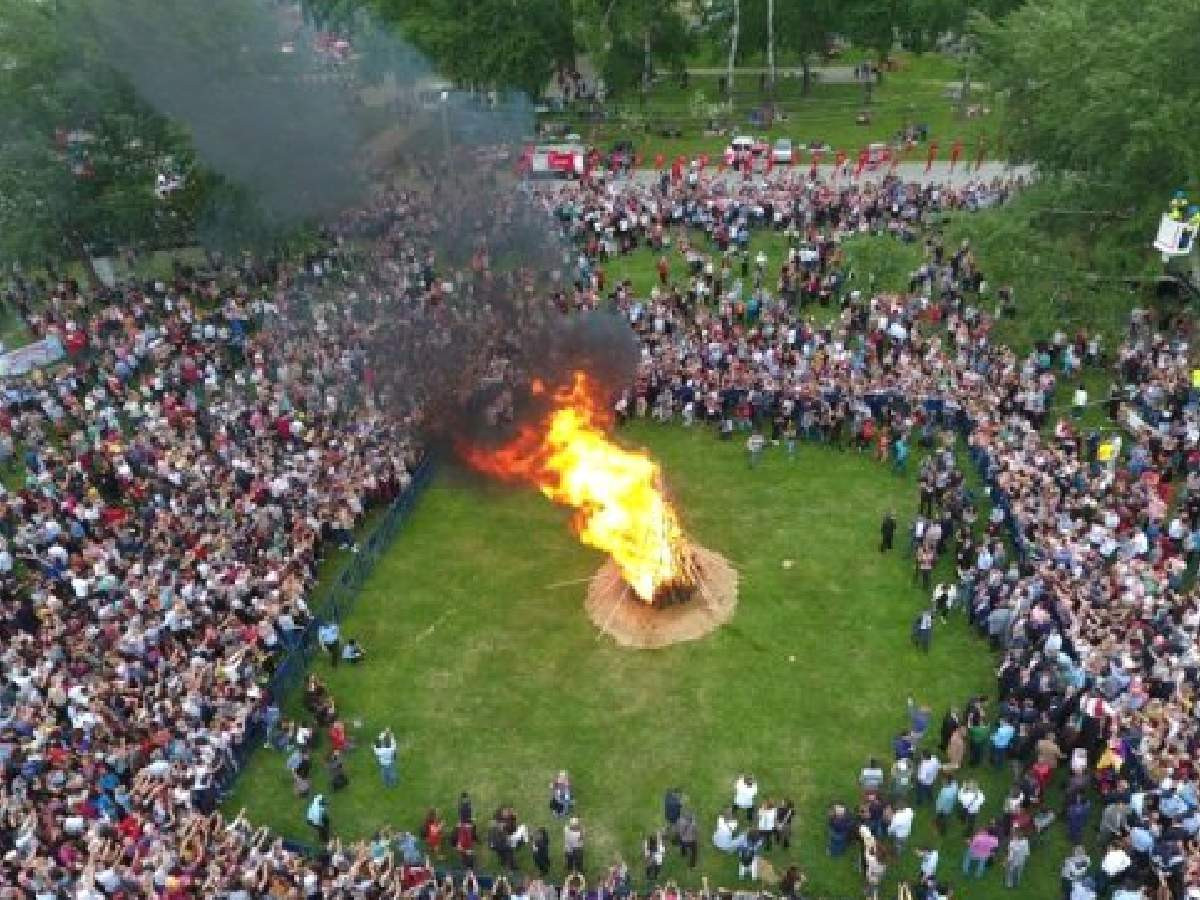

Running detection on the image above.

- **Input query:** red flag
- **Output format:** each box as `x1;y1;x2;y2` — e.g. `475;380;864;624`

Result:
854;148;868;179
974;136;986;172
949;139;963;172
924;141;939;174
654;153;665;170
809;149;822;178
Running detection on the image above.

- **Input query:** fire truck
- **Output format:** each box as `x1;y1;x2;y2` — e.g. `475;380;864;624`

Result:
519;143;586;179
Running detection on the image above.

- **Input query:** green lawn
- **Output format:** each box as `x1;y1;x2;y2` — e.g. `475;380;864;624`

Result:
546;53;1004;165
229;422;1067;899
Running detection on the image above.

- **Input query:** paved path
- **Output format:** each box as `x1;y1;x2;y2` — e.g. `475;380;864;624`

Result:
684;64;861;84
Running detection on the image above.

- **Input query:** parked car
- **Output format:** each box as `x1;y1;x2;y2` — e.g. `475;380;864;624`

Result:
771;138;794;165
729;135;756;156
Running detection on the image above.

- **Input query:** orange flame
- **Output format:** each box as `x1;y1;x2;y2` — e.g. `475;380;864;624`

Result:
462;372;689;602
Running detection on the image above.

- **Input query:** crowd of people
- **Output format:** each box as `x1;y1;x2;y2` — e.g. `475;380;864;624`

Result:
0;151;1194;900
538;163;1200;900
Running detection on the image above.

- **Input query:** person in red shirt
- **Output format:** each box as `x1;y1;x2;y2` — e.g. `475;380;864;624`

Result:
454;817;477;869
422;807;444;858
329;720;348;754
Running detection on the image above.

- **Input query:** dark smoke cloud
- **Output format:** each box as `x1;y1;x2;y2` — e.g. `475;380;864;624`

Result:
84;0;368;222
80;0;638;446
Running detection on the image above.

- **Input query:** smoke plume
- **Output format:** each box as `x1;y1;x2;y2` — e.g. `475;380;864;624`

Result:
81;0;637;444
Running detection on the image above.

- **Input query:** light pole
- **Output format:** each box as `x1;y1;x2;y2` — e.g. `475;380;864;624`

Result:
440;90;452;161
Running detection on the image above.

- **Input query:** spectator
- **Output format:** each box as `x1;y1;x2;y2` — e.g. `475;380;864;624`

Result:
551;771;574;818
962;826;999;878
307;794;330;844
733;774;758;822
1005;829;1030;888
563;818;585;873
342;637;366;663
374;728;398;787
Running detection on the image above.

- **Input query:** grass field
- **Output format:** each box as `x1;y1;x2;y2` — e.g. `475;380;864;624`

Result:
229;422;1069;898
545;53;1004;166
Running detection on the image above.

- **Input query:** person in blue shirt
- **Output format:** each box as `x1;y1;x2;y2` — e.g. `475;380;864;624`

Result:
317;620;341;668
990;720;1016;768
934;775;959;835
342;638;366;664
1065;793;1091;845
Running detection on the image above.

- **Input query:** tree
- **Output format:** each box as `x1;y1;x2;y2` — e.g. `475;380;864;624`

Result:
727;0;740;100
574;0;691;97
353;0;575;98
772;0;839;95
0;1;198;276
979;0;1200;214
843;0;904;72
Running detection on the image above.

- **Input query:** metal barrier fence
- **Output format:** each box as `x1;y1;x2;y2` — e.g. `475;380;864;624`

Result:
217;456;436;799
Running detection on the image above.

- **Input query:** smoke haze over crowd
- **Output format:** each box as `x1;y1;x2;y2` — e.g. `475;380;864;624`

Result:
83;0;636;446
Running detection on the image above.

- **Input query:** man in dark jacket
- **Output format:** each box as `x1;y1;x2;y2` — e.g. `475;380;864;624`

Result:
676;810;698;868
880;511;896;552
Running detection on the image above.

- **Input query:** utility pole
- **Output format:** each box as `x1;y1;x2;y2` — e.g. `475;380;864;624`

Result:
726;0;739;107
767;0;775;99
957;29;975;119
440;90;451;160
643;29;652;101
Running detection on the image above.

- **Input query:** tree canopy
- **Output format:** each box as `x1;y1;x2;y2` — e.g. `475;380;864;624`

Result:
979;0;1200;213
0;1;199;267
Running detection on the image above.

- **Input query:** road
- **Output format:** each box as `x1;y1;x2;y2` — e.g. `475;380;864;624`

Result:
683;64;863;85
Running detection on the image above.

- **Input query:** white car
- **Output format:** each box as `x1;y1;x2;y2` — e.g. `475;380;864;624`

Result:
771;138;793;164
729;135;756;155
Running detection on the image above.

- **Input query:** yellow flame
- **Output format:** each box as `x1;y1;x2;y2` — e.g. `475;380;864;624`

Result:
463;372;688;601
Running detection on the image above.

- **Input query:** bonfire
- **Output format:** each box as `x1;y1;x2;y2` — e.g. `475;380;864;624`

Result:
463;372;738;648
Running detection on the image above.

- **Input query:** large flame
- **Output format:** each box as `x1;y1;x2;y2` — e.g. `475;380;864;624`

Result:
463;372;689;602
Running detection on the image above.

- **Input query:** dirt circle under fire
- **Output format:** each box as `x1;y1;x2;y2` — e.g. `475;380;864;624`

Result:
585;544;738;649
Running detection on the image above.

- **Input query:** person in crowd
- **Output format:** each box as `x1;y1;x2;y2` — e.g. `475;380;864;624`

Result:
962;825;999;878
1004;828;1031;888
643;830;665;882
880;510;896;552
733;773;758;822
532;826;552;876
342;637;366;664
563;818;585;873
551;771;574;818
677;808;699;868
318;619;342;667
307;794;331;845
374;728;398;787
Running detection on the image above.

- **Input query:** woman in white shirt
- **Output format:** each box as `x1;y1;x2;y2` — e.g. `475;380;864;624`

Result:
733;774;758;822
756;799;777;849
712;809;744;853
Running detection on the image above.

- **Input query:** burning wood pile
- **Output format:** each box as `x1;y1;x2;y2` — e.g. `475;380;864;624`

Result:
463;371;738;648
